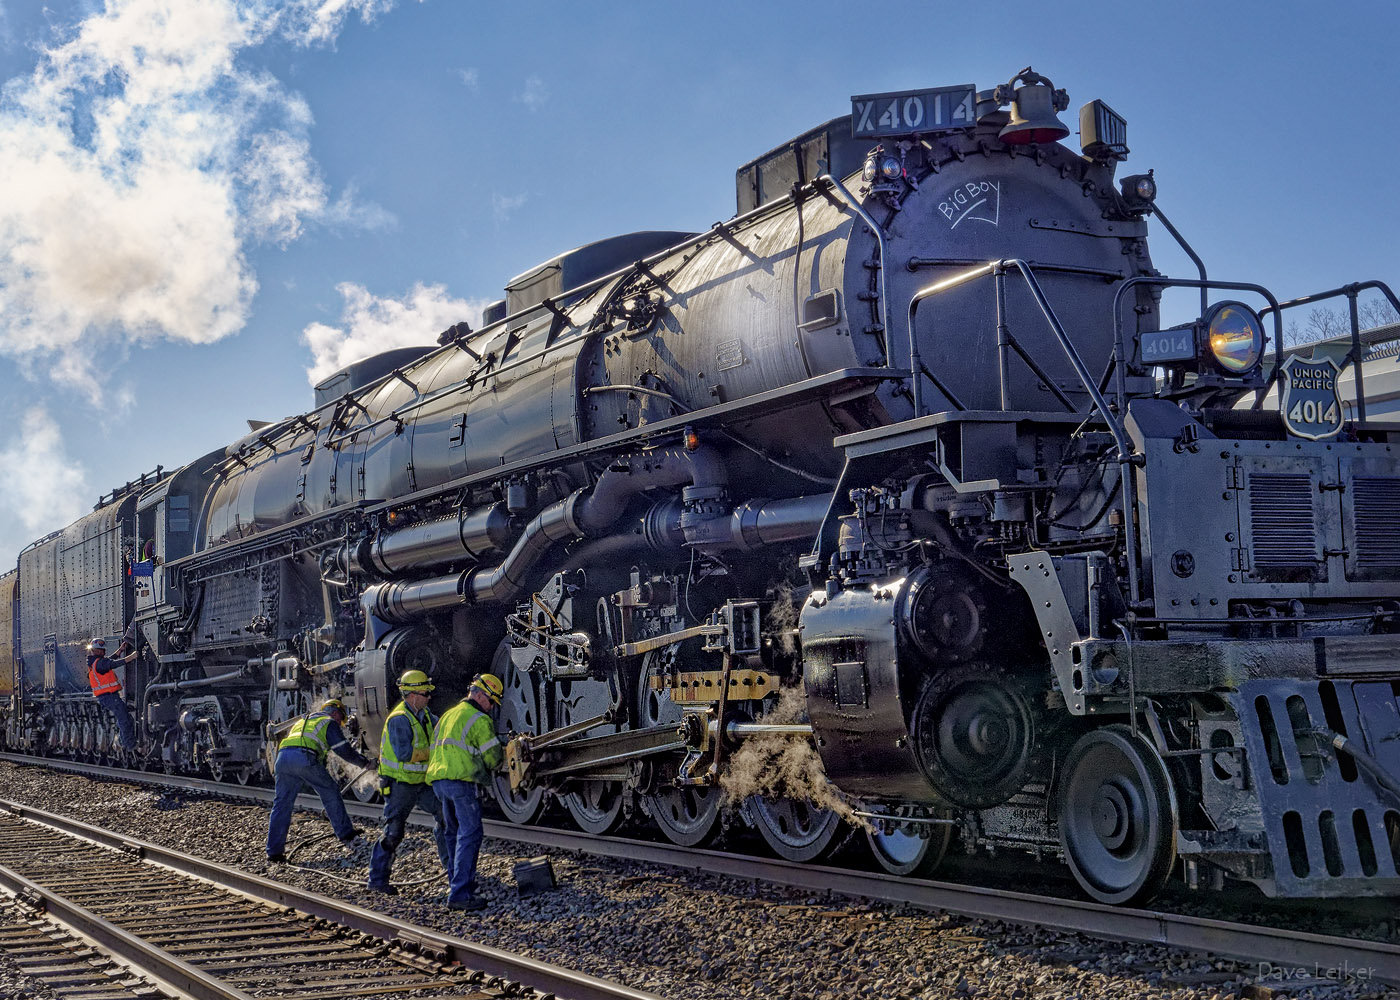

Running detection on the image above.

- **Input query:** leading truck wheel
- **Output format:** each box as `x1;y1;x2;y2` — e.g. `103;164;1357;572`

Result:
489;640;548;825
866;812;954;877
1058;725;1178;905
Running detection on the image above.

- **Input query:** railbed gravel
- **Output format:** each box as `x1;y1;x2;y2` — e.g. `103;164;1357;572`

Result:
0;761;1391;1000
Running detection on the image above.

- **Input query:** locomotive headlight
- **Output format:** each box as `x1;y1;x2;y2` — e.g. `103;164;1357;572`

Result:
862;149;903;185
1204;301;1265;375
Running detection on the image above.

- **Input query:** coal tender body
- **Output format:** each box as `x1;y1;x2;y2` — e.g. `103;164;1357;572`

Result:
4;67;1398;905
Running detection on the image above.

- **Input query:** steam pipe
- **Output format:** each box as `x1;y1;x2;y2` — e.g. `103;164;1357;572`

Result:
723;721;813;739
348;502;511;578
372;445;729;623
143;668;246;699
641;493;833;552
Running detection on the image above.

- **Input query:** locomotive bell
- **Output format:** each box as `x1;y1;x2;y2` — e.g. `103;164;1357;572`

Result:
996;68;1070;145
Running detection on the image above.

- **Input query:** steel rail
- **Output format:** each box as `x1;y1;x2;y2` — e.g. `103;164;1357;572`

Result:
6;752;1399;985
0;860;255;1000
0;787;661;1000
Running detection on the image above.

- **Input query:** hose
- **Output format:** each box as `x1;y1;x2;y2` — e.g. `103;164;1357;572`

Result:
1319;729;1400;806
282;829;446;889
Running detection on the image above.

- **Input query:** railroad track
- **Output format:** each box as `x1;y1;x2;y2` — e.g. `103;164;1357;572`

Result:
0;792;660;1000
5;752;1400;988
1;893;176;999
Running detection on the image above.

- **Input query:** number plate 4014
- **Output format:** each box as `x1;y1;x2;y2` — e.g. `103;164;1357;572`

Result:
1280;355;1344;440
851;86;976;139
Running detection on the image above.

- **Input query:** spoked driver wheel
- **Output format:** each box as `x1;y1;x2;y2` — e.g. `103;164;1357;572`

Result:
559;686;627;835
1058;724;1178;905
562;781;627;835
866;812;954;877
489;639;548;825
748;796;843;862
638;648;721;846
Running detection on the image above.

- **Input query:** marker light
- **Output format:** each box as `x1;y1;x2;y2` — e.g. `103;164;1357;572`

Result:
1204;301;1265;375
879;155;902;180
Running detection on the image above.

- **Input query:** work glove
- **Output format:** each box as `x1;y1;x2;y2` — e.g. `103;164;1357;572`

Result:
410;748;430;763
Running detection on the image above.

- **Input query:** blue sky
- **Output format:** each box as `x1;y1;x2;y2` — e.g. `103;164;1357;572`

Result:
0;0;1396;563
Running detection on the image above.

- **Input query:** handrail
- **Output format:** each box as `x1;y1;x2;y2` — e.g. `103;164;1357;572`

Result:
1259;280;1400;424
1109;276;1281;605
816;174;889;357
909;260;1143;603
907;260;1130;457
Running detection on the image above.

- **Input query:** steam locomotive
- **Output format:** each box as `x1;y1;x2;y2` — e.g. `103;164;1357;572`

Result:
5;67;1400;906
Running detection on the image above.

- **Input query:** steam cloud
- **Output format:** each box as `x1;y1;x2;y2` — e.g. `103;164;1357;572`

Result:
302;281;490;384
719;686;869;830
0;0;405;379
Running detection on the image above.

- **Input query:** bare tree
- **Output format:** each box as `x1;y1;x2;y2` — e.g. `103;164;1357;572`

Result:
1306;307;1349;340
1359;296;1399;329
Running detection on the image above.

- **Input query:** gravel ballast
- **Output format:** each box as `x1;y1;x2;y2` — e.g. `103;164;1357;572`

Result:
0;761;1392;1000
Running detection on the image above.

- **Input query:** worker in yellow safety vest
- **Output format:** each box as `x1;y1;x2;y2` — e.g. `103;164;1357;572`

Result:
426;674;504;911
366;669;451;894
266;698;369;863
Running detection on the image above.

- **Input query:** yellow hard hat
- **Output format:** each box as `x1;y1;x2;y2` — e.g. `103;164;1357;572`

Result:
471;673;504;705
398;669;434;693
320;698;347;717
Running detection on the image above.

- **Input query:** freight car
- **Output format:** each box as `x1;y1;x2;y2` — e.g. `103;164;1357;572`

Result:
5;67;1400;905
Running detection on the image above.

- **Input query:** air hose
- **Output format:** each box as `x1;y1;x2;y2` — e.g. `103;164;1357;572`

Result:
1320;729;1400;806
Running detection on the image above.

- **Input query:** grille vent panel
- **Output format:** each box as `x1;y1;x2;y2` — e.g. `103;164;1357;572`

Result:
1352;476;1400;571
1248;473;1318;569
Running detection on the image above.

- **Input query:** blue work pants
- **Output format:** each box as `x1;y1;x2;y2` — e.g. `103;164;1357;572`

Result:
368;779;449;887
266;747;355;856
434;779;484;905
96;692;136;750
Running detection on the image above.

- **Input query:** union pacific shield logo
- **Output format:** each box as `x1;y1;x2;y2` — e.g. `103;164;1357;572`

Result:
1280;355;1343;440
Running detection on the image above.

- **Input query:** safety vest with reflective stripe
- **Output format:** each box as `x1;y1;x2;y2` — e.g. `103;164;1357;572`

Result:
280;712;334;763
378;701;437;784
88;659;121;697
425;701;502;784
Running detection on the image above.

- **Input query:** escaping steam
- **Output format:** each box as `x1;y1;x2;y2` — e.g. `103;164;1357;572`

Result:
718;686;871;831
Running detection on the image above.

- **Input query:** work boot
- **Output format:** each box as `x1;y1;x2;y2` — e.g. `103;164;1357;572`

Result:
448;895;486;912
339;827;365;847
366;882;399;896
267;853;287;864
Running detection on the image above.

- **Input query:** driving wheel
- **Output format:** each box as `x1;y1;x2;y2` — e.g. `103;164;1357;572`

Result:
638;648;721;846
489;639;548;825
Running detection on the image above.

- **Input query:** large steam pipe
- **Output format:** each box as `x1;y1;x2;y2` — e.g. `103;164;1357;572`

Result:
348;502;512;577
642;493;833;552
143;667;246;699
372;445;728;623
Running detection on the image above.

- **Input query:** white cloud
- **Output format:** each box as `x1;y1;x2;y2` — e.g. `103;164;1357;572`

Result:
280;0;400;47
519;74;547;110
302;281;490;384
0;408;89;554
0;0;406;381
492;191;526;222
323;182;396;231
457;67;478;92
